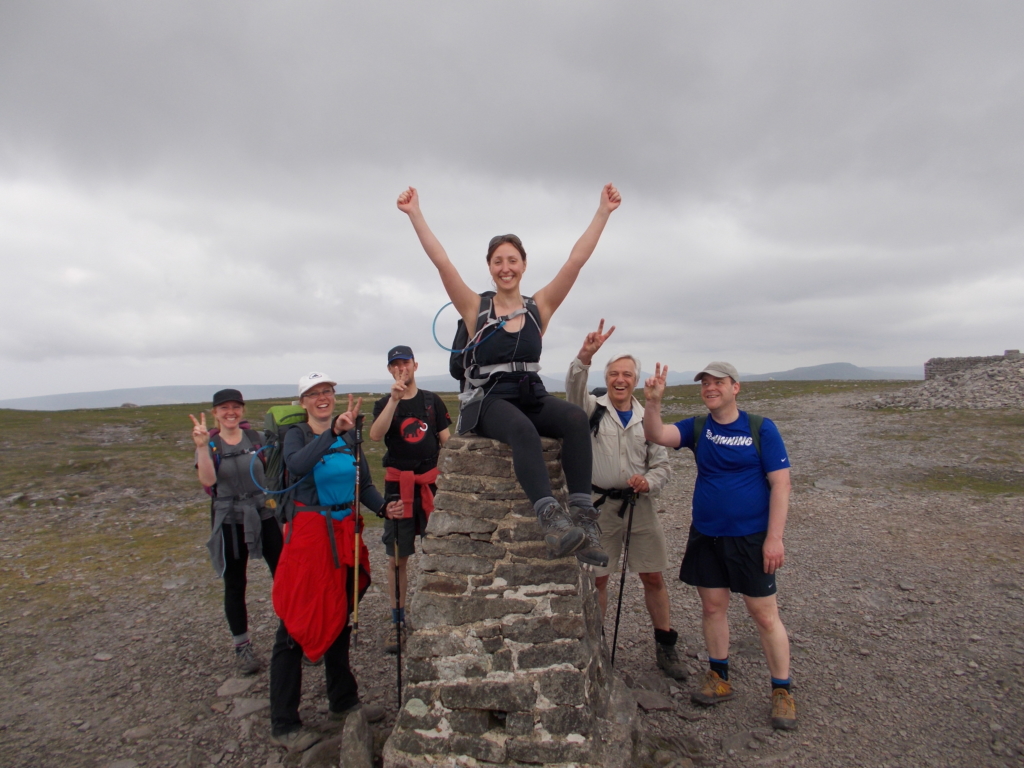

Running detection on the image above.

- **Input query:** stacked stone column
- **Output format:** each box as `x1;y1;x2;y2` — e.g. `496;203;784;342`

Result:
382;435;636;768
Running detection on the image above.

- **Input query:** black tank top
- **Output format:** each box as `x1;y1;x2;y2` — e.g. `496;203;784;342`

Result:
472;304;545;399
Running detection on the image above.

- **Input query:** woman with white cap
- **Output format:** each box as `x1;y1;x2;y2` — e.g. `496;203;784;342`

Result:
267;372;398;753
191;388;282;675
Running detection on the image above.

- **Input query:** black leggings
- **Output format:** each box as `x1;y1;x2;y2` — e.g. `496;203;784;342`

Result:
222;517;284;637
474;394;592;503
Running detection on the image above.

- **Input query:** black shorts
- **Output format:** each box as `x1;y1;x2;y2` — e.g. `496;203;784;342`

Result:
382;517;419;558
678;525;777;598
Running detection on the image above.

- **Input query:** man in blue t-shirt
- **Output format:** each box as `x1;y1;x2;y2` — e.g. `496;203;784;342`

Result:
643;361;797;731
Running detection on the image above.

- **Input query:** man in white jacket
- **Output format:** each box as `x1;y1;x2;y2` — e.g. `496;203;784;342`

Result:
565;320;685;680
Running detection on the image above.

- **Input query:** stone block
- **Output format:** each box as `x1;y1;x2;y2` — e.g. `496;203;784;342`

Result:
469;532;492;541
550;594;584;614
517;640;587;670
340;705;373;768
413;593;536;627
495;519;543;542
425;511;498;536
421;535;505;559
510;500;537;517
435;655;490;679
405;658;439;684
494;561;578;587
491;648;513;672
501;614;586;644
503;540;553;560
447;709;493;735
437;475;528;500
388;730;450;757
504;712;534;736
507;736;592;764
449;734;507;764
419;554;494;575
403;684;439;704
418;573;468;596
433;490;513;518
440;680;536;712
481;636;504;653
396;699;441;731
539;706;591;735
405;631;474;660
538;668;588;705
440;450;512;479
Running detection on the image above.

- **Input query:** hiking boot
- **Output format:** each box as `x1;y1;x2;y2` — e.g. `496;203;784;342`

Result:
656;641;689;681
329;702;386;724
234;642;262;675
270;728;321;753
568;504;609;567
691;670;735;706
770;688;797;730
536;501;585;559
384;622;407;655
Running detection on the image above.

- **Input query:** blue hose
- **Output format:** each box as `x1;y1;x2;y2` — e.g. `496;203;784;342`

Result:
432;301;504;354
249;445;308;495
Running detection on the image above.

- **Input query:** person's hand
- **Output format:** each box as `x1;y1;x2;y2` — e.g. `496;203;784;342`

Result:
578;318;616;365
189;413;209;448
384;500;405;519
644;362;668;403
627;474;650;494
763;535;785;575
332;394;364;435
396;187;420;216
600;183;622;214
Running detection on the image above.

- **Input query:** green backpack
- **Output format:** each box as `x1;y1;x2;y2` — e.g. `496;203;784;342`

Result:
258;404;309;518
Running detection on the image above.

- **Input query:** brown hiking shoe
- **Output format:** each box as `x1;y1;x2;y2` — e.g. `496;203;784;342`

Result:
384;622;407;655
690;670;735;706
770;688;797;730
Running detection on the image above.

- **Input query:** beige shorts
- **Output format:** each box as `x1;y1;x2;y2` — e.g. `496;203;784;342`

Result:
592;494;669;578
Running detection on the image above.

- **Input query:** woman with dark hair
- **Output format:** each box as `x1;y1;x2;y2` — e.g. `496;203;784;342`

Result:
191;388;282;675
396;184;621;567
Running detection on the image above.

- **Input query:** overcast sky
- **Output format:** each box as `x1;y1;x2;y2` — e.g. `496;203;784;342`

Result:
1;1;1022;400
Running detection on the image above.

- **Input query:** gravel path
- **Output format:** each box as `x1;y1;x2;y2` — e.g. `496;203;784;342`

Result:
1;390;1022;767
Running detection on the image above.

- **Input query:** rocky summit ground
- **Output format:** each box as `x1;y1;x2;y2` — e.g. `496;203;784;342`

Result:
1;380;1022;768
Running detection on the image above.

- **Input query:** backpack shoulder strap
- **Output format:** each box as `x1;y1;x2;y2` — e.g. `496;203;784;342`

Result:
523;295;541;329
243;428;266;466
747;413;763;458
589;403;608;437
424;392;436;433
692;415;707;453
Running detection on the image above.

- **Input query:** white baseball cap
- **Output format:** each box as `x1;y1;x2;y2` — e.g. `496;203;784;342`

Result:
298;371;338;397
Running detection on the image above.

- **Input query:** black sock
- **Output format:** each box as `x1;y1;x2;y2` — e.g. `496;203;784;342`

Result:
709;656;729;681
771;676;791;692
654;628;678;646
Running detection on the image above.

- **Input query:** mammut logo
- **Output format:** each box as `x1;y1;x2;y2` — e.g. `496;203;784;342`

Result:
705;430;753;448
400;417;429;444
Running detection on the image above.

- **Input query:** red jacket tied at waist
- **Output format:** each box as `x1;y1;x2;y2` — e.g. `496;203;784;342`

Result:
384;466;439;520
272;510;371;662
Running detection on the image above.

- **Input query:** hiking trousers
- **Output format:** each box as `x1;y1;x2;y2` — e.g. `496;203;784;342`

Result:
222;518;283;637
474;394;592;503
269;621;357;736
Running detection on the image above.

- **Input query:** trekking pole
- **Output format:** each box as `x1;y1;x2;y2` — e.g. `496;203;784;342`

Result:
395;554;403;709
352;414;364;647
610;492;637;667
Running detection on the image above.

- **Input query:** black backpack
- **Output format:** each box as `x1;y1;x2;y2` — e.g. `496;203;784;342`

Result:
449;291;542;389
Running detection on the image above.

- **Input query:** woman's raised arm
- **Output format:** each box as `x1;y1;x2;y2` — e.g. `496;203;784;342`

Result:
397;187;480;331
533;183;621;330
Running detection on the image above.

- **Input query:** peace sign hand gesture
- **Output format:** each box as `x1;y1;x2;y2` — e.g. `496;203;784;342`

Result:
189;413;209;449
644;362;669;404
577;318;616;366
332;394;364;435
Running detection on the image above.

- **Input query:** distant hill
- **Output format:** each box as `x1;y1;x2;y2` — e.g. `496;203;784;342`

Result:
0;363;920;411
743;362;922;382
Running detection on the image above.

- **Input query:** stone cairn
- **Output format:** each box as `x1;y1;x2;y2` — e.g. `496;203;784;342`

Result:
383;435;637;768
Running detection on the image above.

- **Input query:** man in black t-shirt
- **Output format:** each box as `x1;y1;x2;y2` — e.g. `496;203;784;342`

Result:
370;345;451;654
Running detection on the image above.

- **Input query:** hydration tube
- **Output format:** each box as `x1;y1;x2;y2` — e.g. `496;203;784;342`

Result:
431;301;505;354
248;445;308;495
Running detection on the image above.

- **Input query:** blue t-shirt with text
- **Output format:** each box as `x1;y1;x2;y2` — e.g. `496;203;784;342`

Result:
674;411;790;537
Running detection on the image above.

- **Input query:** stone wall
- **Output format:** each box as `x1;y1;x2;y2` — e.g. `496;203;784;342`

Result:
924;350;1020;380
382;435;637;768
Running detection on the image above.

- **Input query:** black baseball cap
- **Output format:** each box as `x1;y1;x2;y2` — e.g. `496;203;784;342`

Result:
387;345;415;364
212;388;245;407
